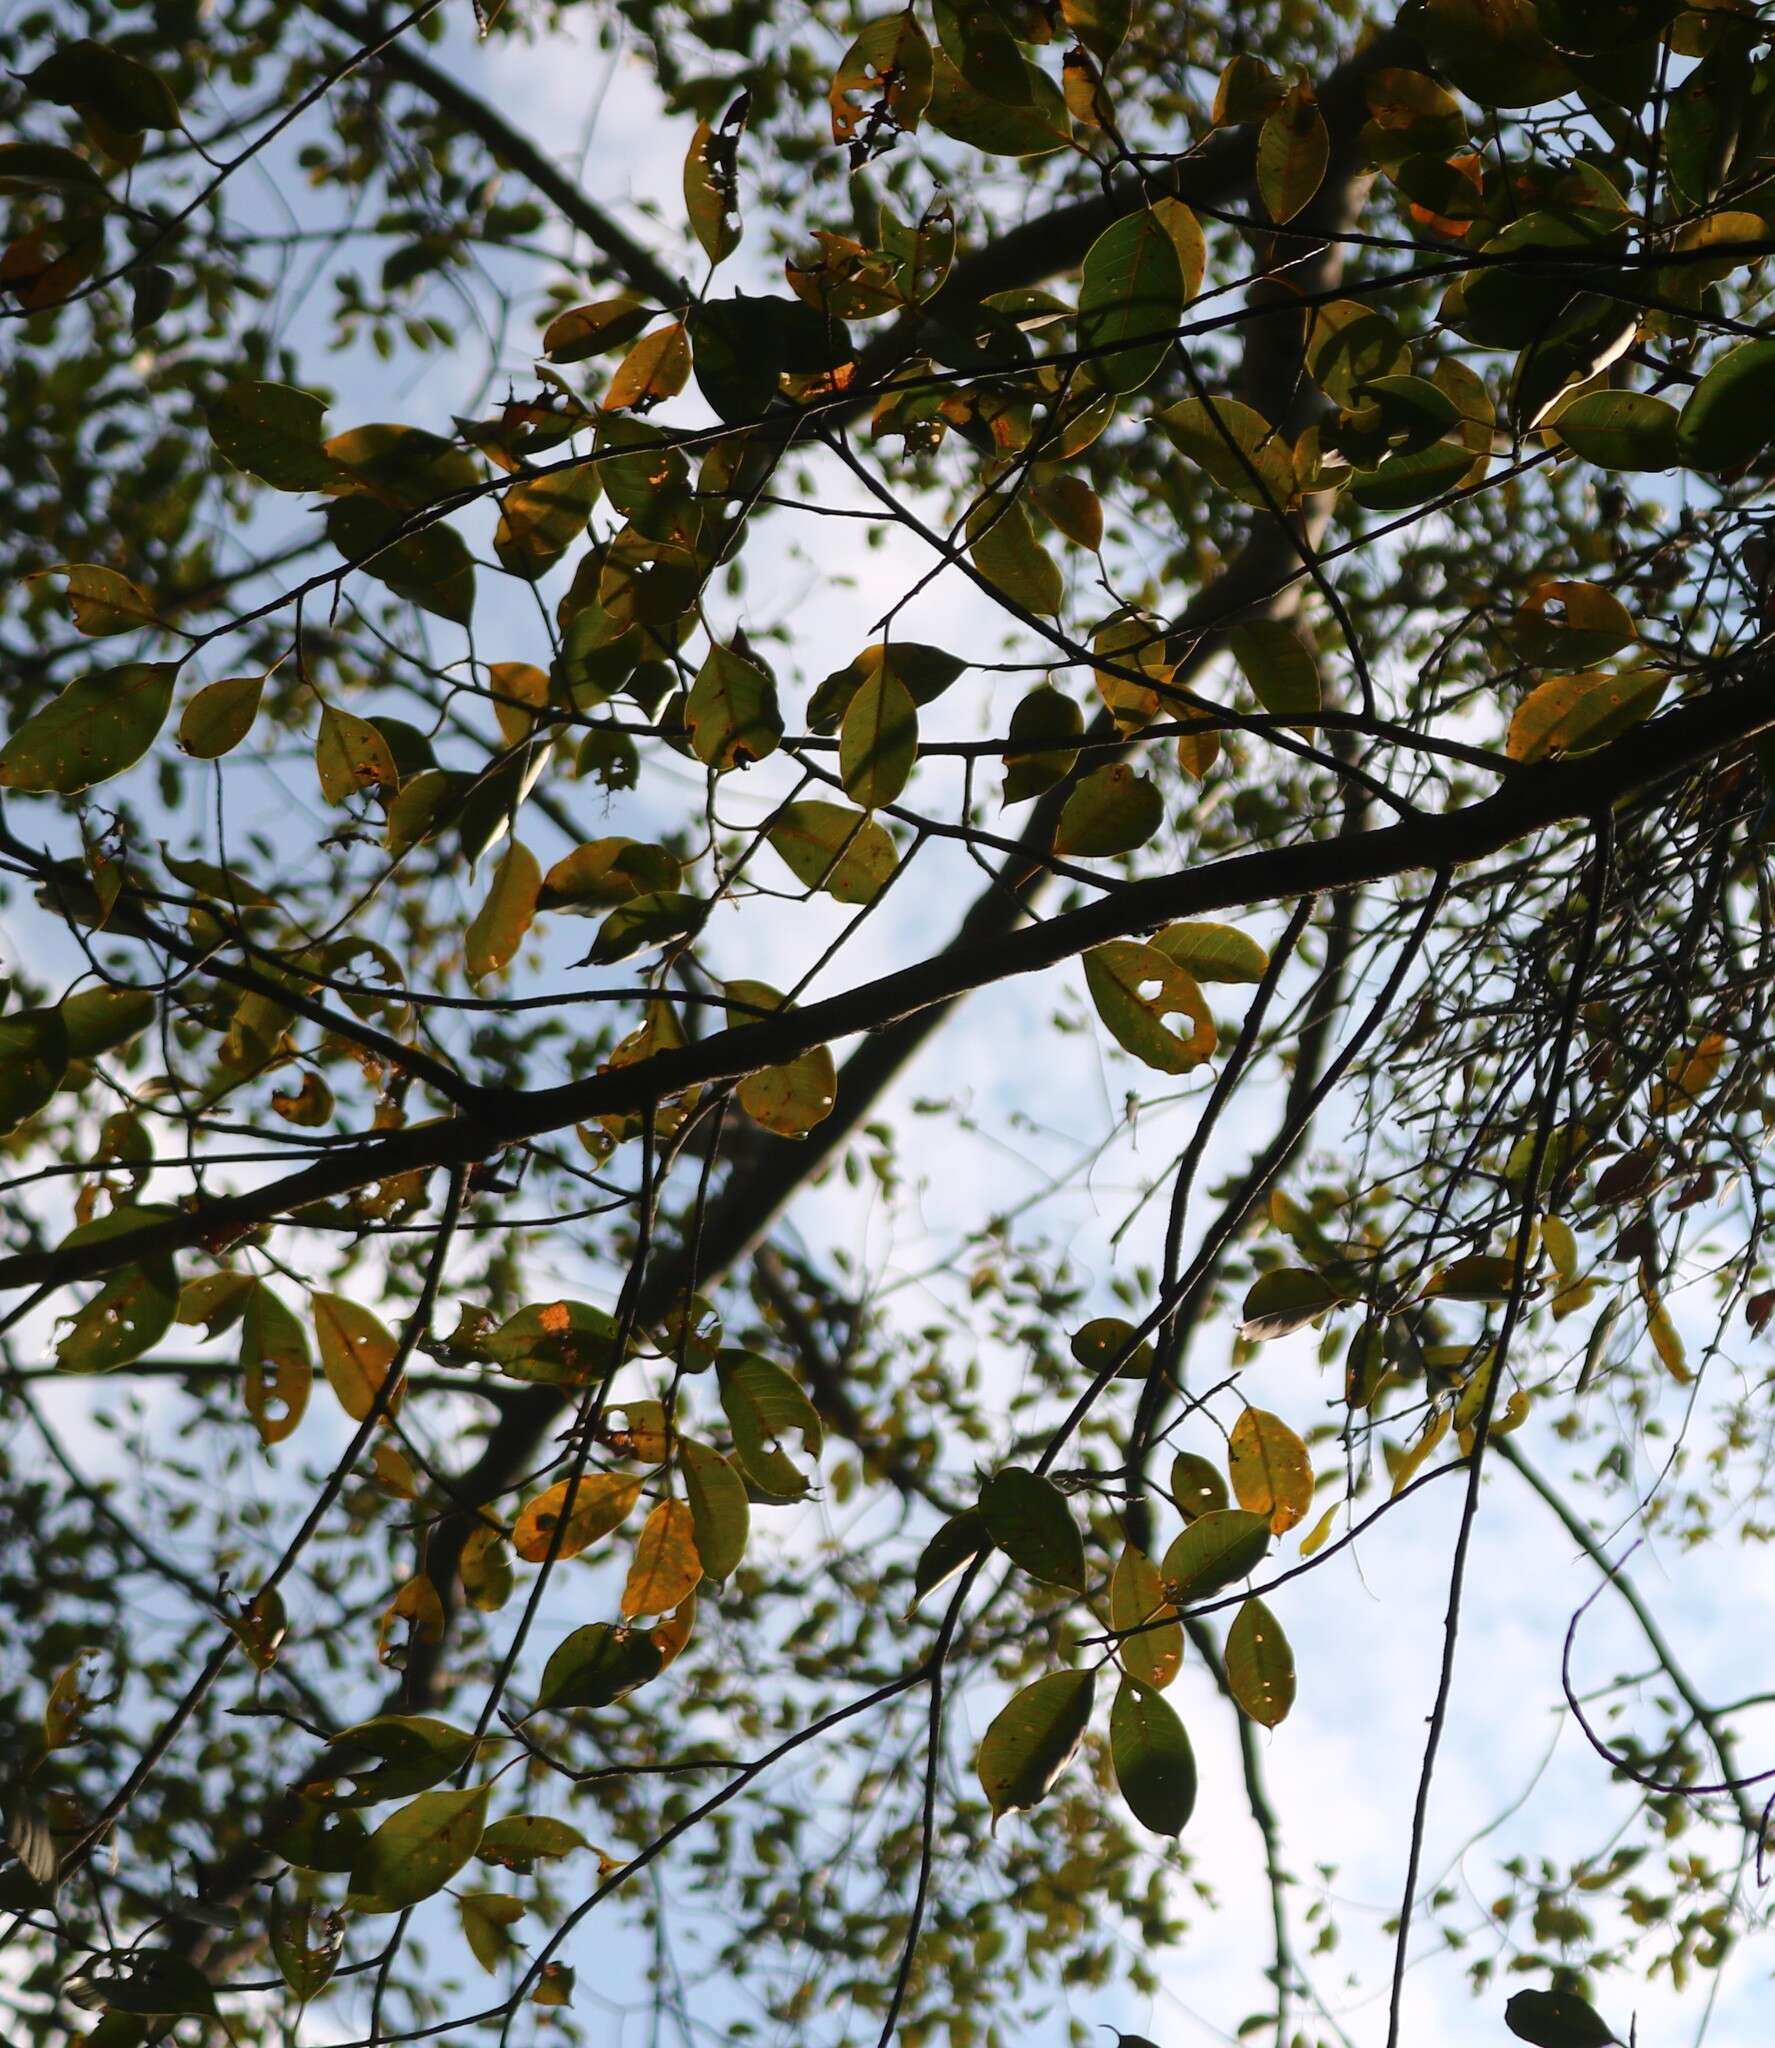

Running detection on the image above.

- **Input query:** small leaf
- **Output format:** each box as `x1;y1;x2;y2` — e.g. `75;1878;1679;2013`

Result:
620;1498;703;1617
346;1784;490;1914
1510;582;1636;670
537;1622;664;1710
1170;1451;1229;1521
978;1466;1085;1591
511;1473;642;1563
1258;82;1328;223
458;1892;527;1975
1110;1544;1182;1689
684;97;746;265
1070;1315;1153;1381
1053;763;1162;858
0;662;176;793
56;1259;177;1372
178;672;266;758
766;800;897;903
314;705;397;805
465;839;542;981
1160;1508;1270;1603
686;643;782;771
312;1292;401;1422
976;1669;1096;1821
1227;1408;1314;1535
460;1525;514;1612
477;1813;590;1872
1504;1987;1620;2048
1225;1596;1295;1726
1110;1676;1197;1834
839;659;918;807
34;563;160;637
681;1438;750;1581
1084;940;1216;1073
1151;921;1269;984
911;1509;990;1612
1239;1267;1345;1341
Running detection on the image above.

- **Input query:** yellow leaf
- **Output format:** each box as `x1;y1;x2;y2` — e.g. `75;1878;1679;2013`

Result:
465;839;541;982
1387;1406;1450;1498
1227;1407;1314;1534
377;1576;444;1666
620;1498;703;1617
512;1473;643;1563
312;1292;401;1422
487;661;550;746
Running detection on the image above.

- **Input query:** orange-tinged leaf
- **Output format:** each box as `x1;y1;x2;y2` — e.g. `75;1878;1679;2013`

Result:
313;1293;401;1422
620;1498;703;1617
465;839;542;981
242;1284;310;1445
377;1575;444;1666
512;1473;643;1563
487;662;550;746
1110;1543;1182;1690
315;705;397;805
1227;1408;1314;1534
1083;940;1216;1073
603;324;692;413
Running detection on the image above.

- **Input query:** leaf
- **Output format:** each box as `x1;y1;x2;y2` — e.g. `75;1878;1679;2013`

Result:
1084;940;1217;1073
312;1293;401;1422
1070;1315;1153;1381
966;498;1064;615
604;323;693;412
270;1894;343;2000
976;1669;1096;1821
56;1259;177;1372
511;1473;642;1563
1225;1597;1295;1726
1053;763;1162;858
1504;1988;1620;2048
67;1951;217;2019
34;563;160;638
1506;669;1665;763
492;471;599;580
590;890;706;964
766;800;897;903
926;44;1070;157
544;293;656;363
1171;1451;1229;1521
731;980;837;1137
1510;582;1636;669
0;662;175;793
0;1006;70;1132
30;38;181;131
242;1284;311;1445
1077;208;1186;394
1348;438;1475;510
1110;1677;1197;1834
1151;921;1269;984
465;840;542;982
458;1892;527;1975
1226;619;1320;723
1258;83;1329;223
537;1622;664;1710
933;0;1030;103
686;643;782;771
1239;1267;1345;1341
207;380;338;490
1110;1544;1182;1690
1159;1508;1270;1603
684;98;745;265
1388;1407;1451;1497
621;1498;703;1617
314;705;397;805
178;672;266;758
539;837;681;913
1675;337;1775;471
831;12;935;148
460;1525;514;1612
1158;396;1293;507
1061;0;1132;66
1553;389;1679;471
839;659;918;807
1227;1409;1314;1535
978;1466;1085;1591
477;1813;590;1872
326;1715;479;1805
911;1509;990;1612
346;1783;489;1914
680;1438;750;1581
1002;684;1082;804
718;1352;823;1499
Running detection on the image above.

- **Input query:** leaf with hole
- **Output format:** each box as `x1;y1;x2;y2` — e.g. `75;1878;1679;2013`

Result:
1084;940;1217;1073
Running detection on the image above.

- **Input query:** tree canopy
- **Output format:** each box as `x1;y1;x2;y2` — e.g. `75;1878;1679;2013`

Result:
3;0;1775;2043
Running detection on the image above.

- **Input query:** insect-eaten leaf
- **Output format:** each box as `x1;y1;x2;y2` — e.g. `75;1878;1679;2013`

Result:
1227;1407;1314;1535
718;1351;823;1500
1053;764;1163;859
1083;940;1216;1073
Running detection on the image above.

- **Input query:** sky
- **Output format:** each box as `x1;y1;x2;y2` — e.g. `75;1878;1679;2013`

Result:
6;6;1775;2046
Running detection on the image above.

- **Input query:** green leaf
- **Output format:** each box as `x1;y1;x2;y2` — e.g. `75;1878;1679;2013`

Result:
1348;439;1475;510
1239;1267;1346;1341
811;643;966;728
1226;619;1320;723
1159;1508;1270;1603
1002;684;1082;804
718;1352;824;1500
1070;1315;1154;1381
346;1784;490;1914
56;1259;178;1372
590;891;706;964
1416;0;1572;106
1554;389;1679;471
0;1007;70;1132
1151;921;1269;984
911;1508;990;1612
0;662;175;793
178;672;267;759
1054;764;1162;859
459;1892;527;1974
33;563;160;638
1110;1544;1182;1690
66;1951;216;2019
326;496;477;625
966;498;1064;615
275;1797;368;1874
1170;1451;1229;1521
766;800;897;903
1084;939;1217;1073
1676;339;1775;472
544;294;656;363
1060;0;1131;63
686;644;782;771
269;1894;343;2001
1504;1988;1620;2048
465;840;542;982
680;1437;750;1581
29;40;181;132
926;44;1071;159
326;1715;479;1806
839;659;918;807
242;1283;310;1445
1506;666;1666;764
477;1814;590;1873
978;1466;1085;1591
1110;1677;1197;1834
1510;582;1636;670
536;1622;665;1711
1077;209;1186;395
1257;82;1329;224
60;987;155;1061
208;381;337;491
933;0;1030;105
732;984;837;1136
684;99;745;266
1158;396;1293;507
1225;1597;1295;1726
977;1669;1096;1822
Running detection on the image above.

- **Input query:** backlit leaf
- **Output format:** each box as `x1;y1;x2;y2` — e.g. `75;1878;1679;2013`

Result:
0;662;175;793
1053;763;1162;858
1084;940;1216;1073
537;1622;664;1710
1077;208;1185;394
465;839;542;981
511;1473;642;1563
719;1352;823;1499
1225;1596;1295;1725
1160;1508;1270;1603
314;705;397;805
1110;1676;1197;1834
312;1293;401;1422
346;1784;489;1914
1257;83;1328;223
977;1669;1096;1821
839;659;918;807
766;800;897;902
620;1498;703;1617
681;1438;749;1581
686;643;782;771
1110;1543;1182;1689
178;671;266;758
1227;1408;1314;1535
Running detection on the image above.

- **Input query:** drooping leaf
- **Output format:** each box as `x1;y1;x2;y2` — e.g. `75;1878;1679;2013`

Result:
926;44;1071;157
0;1007;70;1132
1170;1451;1229;1522
730;980;837;1137
314;705;397;806
312;1293;401;1422
1159;1508;1270;1603
241;1284;311;1445
458;1892;527;1975
978;1466;1085;1591
56;1258;178;1372
346;1784;490;1914
1257;82;1329;224
1151;921;1269;984
207;380;337;491
1110;1677;1197;1834
536;1622;664;1711
269;1894;343;2001
1675;337;1775;471
477;1814;590;1873
686;643;782;771
0;663;176;793
178;671;266;759
680;1438;750;1581
911;1509;991;1612
1239;1267;1346;1341
1226;619;1321;723
1227;1408;1314;1535
1110;1543;1182;1690
966;498;1064;615
1077;208;1185;394
1002;684;1083;804
831;13;935;150
493;470;599;579
1070;1315;1154;1381
976;1668;1097;1821
1083;940;1217;1073
684;97;746;265
1158;396;1294;506
465;840;542;981
1225;1596;1295;1726
620;1498;703;1617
